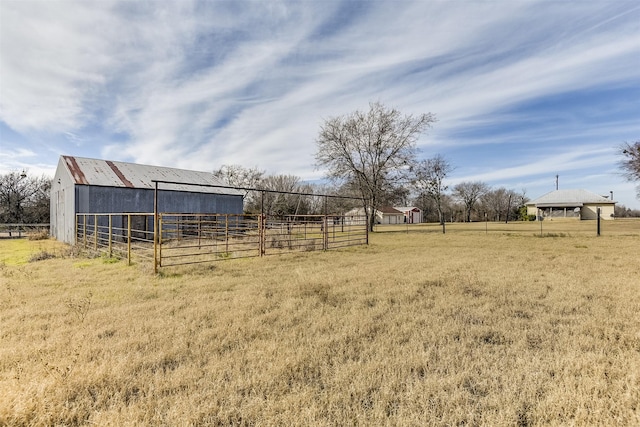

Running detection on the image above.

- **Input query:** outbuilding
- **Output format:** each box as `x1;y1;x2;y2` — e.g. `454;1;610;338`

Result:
50;155;244;244
526;189;615;220
344;206;404;225
394;206;423;224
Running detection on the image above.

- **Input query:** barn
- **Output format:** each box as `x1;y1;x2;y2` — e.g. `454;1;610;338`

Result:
50;155;244;244
525;189;616;220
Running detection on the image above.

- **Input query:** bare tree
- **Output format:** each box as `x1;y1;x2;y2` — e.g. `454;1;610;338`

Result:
379;184;411;208
255;174;311;216
452;181;489;222
316;102;436;231
481;187;520;222
304;182;362;215
413;155;452;232
619;140;640;198
213;164;264;212
0;171;51;223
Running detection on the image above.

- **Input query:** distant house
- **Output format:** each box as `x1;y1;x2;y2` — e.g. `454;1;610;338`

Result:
394;206;422;224
378;206;404;224
344;206;405;225
525;189;615;220
50;155;244;244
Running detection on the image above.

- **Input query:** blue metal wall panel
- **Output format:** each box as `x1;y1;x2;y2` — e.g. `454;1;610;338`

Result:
80;186;243;214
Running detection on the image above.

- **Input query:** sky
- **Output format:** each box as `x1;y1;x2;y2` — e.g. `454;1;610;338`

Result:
1;0;639;208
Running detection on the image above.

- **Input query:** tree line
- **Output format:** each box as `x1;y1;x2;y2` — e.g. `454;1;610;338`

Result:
0;171;50;224
212;163;532;224
2;105;639;227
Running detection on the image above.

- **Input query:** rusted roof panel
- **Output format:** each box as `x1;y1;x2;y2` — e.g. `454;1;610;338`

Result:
64;156;89;185
61;155;243;196
106;161;135;188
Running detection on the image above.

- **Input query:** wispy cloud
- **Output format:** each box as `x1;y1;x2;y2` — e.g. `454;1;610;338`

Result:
1;0;639;206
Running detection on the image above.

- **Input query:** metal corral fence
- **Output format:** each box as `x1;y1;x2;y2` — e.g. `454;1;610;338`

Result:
76;213;368;271
76;213;155;264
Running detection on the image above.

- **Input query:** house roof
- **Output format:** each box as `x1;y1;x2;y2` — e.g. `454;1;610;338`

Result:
378;206;403;214
528;189;614;207
60;155;243;196
345;207;403;215
394;206;421;212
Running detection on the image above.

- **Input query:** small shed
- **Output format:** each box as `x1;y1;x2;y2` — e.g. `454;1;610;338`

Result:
526;189;615;220
344;206;404;225
377;207;404;224
394;206;422;224
50;155;244;243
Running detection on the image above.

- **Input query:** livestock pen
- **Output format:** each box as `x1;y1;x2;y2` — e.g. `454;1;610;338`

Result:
75;212;368;271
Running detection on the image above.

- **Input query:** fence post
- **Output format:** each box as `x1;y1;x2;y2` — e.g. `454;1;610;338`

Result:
332;217;336;241
225;214;229;254
539;210;543;236
154;181;158;274
108;214;112;258
94;214;98;251
323;215;328;250
159;215;163;267
127;214;131;266
83;215;87;248
259;214;265;256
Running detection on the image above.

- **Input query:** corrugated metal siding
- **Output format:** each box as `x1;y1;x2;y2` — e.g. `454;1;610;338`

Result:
81;186;242;215
51;157;78;243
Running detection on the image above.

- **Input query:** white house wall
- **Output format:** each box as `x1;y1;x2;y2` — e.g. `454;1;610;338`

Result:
582;204;615;220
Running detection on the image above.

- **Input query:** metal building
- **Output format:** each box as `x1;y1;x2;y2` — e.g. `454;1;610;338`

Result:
50;155;244;244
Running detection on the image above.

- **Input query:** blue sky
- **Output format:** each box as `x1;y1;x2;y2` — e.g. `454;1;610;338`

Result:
1;0;639;207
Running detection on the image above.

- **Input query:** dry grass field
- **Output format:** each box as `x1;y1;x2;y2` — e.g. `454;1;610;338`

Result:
1;220;639;426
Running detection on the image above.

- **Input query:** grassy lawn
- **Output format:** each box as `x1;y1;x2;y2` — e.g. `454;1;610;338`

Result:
1;220;639;426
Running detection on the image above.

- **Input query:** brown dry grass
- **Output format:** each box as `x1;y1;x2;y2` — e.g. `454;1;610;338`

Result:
1;220;639;426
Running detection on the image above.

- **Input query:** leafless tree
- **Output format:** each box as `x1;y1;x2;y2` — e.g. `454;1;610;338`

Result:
255;175;312;216
481;187;520;222
452;181;489;222
213;164;265;212
316;102;436;231
619;140;640;198
0;171;51;223
379;185;411;208
413;155;452;232
303;182;361;215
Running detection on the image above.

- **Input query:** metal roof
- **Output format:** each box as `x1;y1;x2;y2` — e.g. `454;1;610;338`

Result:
528;189;614;206
61;156;243;196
